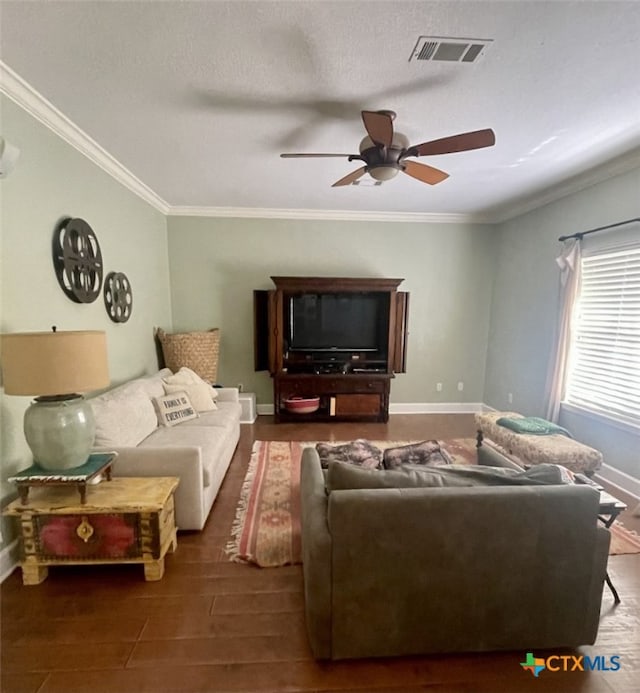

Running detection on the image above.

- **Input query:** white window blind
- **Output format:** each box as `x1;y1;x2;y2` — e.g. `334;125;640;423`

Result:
565;244;640;427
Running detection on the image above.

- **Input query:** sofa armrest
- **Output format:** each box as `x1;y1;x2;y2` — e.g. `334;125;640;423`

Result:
584;526;611;642
300;447;333;659
97;446;205;531
215;387;239;403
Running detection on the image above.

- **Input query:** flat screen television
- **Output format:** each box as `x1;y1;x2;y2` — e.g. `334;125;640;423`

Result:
286;292;389;353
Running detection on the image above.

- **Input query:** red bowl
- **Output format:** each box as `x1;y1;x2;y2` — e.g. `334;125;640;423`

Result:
284;396;320;414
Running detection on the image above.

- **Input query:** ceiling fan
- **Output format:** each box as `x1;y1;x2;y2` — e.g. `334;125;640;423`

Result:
280;110;495;187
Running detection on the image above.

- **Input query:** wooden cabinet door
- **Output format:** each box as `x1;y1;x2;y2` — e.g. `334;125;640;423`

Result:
253;290;279;373
334;394;381;416
390;291;409;373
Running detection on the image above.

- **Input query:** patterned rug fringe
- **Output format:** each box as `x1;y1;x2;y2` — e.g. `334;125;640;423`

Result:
225;441;261;563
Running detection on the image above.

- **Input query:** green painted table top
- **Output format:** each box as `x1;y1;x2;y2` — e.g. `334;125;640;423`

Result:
8;452;116;483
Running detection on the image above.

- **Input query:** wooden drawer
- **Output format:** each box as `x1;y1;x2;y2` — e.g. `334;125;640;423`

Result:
345;380;385;394
335;394;381;416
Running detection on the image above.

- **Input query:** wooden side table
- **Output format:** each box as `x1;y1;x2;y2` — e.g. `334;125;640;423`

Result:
3;477;179;585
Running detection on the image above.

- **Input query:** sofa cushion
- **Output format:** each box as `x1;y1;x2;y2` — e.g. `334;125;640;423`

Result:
178;401;241;429
153;392;199;427
316;440;382;470
382;440;452;469
163;367;218;412
91;382;158;447
326;461;574;492
136;368;173;400
139;424;228;488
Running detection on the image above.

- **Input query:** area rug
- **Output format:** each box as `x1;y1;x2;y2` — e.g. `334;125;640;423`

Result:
225;438;477;568
609;521;640;555
225;439;640;567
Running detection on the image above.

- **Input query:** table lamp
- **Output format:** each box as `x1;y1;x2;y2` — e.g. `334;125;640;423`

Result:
0;329;109;470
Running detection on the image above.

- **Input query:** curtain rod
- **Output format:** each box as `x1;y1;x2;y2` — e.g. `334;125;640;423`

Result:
558;217;640;242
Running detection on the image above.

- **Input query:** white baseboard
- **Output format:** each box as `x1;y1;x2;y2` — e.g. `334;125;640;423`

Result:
256;402;484;416
389;402;484;414
595;463;640;503
0;539;19;583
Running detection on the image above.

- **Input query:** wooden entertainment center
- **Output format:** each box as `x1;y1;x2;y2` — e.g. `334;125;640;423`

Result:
254;276;409;422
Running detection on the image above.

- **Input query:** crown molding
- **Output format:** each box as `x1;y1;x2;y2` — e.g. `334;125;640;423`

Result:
3;60;637;226
0;61;170;214
487;146;640;223
166;205;489;224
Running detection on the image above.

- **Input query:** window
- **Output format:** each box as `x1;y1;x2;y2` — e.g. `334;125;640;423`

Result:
564;244;640;428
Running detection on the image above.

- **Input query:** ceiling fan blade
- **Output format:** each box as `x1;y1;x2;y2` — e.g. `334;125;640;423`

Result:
402;160;449;185
361;111;394;147
332;167;367;187
411;129;496;157
281;153;354;158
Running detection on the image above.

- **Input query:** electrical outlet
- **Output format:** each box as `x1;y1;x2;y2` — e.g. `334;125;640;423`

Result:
436;382;443;392
457;381;464;391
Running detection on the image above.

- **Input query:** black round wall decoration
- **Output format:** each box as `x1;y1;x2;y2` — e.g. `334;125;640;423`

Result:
52;217;104;303
103;271;133;323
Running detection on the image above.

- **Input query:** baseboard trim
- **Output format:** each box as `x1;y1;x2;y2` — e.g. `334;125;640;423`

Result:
595;464;640;503
256;402;484;416
390;402;485;414
0;539;19;583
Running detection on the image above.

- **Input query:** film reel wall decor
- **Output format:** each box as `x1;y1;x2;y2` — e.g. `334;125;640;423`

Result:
52;216;134;323
52;217;104;303
103;271;133;323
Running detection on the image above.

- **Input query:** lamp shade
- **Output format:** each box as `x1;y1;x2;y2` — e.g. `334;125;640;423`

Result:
1;330;109;396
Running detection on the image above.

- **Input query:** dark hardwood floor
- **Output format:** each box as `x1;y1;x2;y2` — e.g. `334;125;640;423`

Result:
2;414;639;693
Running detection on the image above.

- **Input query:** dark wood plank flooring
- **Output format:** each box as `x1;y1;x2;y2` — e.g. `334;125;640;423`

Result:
2;415;638;693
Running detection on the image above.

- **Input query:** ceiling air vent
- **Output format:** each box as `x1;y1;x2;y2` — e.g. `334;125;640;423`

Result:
409;37;492;63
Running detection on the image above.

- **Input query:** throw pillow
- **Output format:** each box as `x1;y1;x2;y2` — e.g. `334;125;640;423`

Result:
383;440;452;469
316;439;382;469
163;367;218;412
153;392;198;427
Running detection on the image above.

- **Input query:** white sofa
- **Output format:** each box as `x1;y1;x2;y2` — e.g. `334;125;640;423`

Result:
89;368;241;530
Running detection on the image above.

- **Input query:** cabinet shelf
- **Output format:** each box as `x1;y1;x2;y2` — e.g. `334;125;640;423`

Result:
275;373;392;423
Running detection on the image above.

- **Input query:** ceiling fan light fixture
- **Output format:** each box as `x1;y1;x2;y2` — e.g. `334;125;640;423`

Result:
392;132;410;150
359;132;409;154
368;166;399;181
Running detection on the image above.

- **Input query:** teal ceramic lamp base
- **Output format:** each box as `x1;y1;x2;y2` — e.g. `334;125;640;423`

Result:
24;395;96;470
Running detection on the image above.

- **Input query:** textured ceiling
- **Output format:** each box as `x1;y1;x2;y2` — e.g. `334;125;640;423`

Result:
1;0;640;220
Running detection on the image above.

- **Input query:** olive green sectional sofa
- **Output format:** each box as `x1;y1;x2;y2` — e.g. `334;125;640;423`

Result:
300;447;610;660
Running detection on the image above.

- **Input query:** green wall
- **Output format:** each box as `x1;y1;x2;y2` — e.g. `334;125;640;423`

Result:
0;97;172;547
165;216;497;407
1;86;637;554
484;166;640;479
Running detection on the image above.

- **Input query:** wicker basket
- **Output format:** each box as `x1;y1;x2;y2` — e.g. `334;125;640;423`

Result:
156;328;220;383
